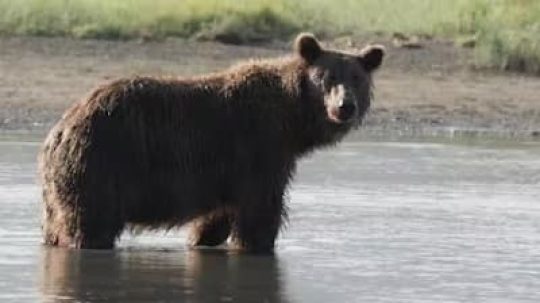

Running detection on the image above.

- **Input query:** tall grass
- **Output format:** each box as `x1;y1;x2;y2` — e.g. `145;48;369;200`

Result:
461;0;540;74
0;0;300;40
0;0;538;73
301;0;466;36
0;0;469;39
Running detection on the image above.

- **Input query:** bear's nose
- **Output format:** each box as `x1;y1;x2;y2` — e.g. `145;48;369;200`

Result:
338;103;356;121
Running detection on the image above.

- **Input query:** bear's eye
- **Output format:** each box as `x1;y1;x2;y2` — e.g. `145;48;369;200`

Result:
352;73;360;82
326;73;337;83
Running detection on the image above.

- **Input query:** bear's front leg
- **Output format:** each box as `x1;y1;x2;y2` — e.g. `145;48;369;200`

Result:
231;188;286;254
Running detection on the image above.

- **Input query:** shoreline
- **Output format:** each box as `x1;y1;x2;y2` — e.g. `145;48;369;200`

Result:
2;121;539;142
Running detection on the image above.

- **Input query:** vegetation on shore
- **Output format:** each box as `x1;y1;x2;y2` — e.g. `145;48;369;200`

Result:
0;0;538;74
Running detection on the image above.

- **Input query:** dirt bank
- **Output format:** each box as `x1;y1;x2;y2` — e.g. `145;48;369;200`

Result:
1;36;539;138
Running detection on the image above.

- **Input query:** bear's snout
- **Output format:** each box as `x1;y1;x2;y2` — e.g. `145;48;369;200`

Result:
326;84;358;123
327;101;357;123
338;102;356;122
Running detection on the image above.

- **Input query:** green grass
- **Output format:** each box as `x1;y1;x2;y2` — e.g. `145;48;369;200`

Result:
0;0;301;40
0;0;538;74
465;0;540;74
0;0;469;39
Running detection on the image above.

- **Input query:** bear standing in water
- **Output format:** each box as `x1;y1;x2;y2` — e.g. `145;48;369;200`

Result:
39;33;384;253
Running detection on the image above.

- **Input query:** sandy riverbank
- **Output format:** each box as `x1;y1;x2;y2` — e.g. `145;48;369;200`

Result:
1;36;539;138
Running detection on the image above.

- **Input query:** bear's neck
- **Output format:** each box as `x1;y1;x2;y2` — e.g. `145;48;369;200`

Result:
187;57;345;157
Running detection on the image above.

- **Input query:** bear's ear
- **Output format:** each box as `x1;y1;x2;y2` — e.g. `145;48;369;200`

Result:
294;33;322;63
358;45;385;72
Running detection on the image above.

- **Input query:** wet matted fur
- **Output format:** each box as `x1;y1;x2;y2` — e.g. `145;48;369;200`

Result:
38;33;384;253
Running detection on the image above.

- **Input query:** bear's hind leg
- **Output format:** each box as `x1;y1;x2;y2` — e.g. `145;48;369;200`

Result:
76;220;124;249
44;187;126;249
188;210;232;247
75;196;125;249
42;202;123;249
42;203;74;247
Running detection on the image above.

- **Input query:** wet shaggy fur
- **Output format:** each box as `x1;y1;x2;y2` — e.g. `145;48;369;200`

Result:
39;34;383;253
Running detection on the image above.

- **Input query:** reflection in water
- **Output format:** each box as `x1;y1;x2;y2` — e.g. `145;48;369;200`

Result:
40;247;287;302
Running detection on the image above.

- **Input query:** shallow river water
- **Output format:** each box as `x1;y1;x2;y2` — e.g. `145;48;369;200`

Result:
1;134;539;302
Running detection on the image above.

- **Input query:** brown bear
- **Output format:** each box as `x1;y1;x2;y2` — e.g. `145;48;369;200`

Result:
38;33;384;253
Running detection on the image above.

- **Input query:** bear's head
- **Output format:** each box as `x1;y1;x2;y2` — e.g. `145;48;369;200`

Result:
294;33;384;126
